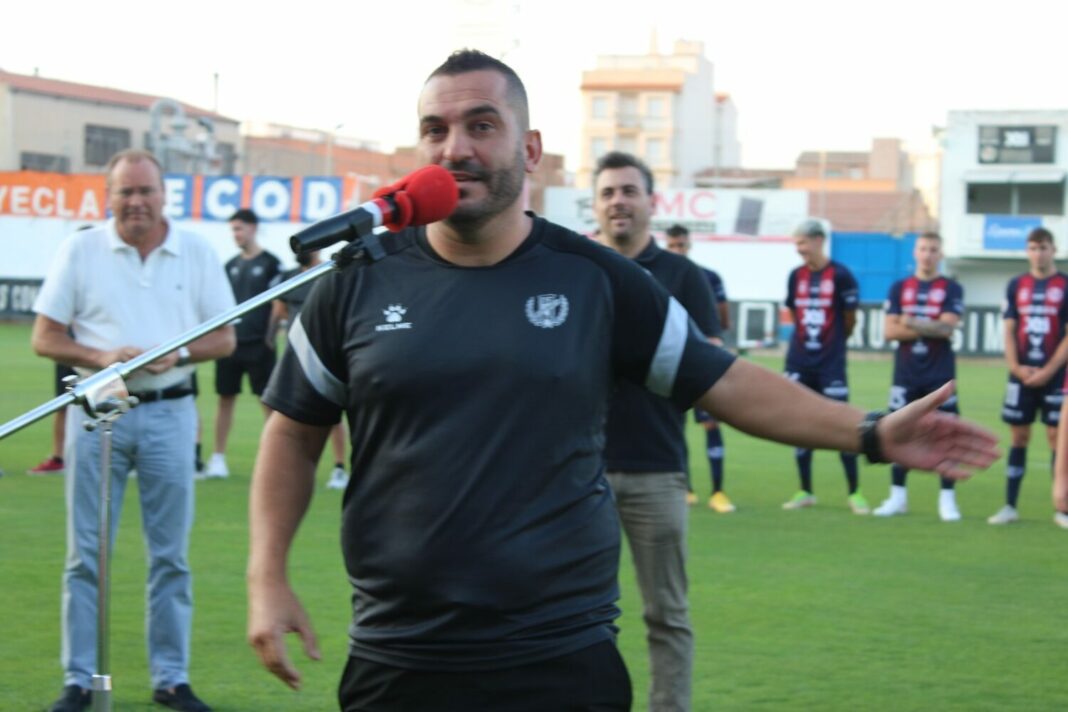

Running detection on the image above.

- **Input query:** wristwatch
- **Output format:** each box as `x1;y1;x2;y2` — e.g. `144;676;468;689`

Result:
858;411;888;464
176;346;192;367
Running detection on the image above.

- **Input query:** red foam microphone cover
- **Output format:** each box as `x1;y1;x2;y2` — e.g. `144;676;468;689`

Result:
373;165;459;231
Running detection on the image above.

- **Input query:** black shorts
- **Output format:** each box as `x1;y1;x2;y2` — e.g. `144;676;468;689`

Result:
338;639;632;711
888;382;959;415
785;368;849;402
214;341;276;396
1001;375;1064;426
54;364;77;397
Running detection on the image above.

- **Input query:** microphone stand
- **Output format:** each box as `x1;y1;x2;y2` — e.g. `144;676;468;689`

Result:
1;231;387;712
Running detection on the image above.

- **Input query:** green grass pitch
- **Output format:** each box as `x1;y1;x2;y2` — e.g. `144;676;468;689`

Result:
1;322;1065;710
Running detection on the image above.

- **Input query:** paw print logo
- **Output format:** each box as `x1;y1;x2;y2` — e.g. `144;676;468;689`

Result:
384;305;407;323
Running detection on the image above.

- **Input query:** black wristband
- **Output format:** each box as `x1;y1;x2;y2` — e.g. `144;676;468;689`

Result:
859;410;888;464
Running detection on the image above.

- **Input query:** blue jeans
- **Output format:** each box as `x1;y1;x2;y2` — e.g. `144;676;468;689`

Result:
61;396;197;690
606;471;692;712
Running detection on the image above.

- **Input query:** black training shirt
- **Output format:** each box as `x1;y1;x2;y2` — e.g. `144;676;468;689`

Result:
603;239;720;473
225;250;281;342
263;215;735;671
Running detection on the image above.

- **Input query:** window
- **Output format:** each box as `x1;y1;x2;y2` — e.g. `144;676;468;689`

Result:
216;142;237;174
591;96;608;120
85;125;131;166
646;96;665;118
591;138;608;161
967;183;1012;214
20;152;70;173
646;138;664;165
619;94;638;118
967;181;1064;215
1018;183;1064;214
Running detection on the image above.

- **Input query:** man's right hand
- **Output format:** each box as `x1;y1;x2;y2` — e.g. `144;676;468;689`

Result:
95;346;144;369
247;578;321;690
1011;364;1037;382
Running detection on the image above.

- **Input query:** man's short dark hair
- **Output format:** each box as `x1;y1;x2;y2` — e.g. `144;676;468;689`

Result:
917;231;942;244
230;208;258;225
1028;227;1054;245
593;151;655;195
665;224;690;239
427;49;529;130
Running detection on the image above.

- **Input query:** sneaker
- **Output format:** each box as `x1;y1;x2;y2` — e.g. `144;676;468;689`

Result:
939;497;962;522
1054;512;1068;530
326;466;349;490
987;505;1019;525
28;456;64;475
847;492;871;515
709;491;736;513
204;453;229;479
152;684;212;712
873;497;908;517
685;491;698;506
782;491;817;510
49;685;91;712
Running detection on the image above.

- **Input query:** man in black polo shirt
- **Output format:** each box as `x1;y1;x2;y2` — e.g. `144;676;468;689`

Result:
205;208;281;479
595;151;719;712
245;50;998;711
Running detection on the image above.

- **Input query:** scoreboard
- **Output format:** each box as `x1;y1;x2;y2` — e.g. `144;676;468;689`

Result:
978;125;1057;164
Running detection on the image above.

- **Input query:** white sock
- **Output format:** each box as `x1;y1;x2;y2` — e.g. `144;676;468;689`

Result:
890;485;907;503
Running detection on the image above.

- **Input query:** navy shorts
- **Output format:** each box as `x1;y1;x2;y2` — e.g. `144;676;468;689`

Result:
1001;374;1064;426
889;382;959;415
785;368;849;402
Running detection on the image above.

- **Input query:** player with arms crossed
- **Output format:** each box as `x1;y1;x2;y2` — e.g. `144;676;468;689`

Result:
874;232;966;521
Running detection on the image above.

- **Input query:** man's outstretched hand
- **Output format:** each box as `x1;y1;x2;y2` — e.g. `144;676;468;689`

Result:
880;381;999;479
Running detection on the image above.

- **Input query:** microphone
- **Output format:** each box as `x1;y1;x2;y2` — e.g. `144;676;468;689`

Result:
289;165;458;254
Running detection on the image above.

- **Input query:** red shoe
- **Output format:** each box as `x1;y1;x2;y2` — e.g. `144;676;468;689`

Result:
28;456;64;475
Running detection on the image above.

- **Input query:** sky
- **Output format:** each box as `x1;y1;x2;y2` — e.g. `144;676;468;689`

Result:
4;0;1068;171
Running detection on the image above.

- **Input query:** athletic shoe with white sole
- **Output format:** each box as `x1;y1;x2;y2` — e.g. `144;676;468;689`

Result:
939;494;962;522
987;505;1019;525
326;466;349;490
782;491;816;510
848;492;871;515
204;453;229;479
709;491;736;513
873;497;908;517
1054;512;1068;530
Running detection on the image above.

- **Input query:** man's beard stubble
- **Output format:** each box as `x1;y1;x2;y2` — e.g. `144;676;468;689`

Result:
442;146;526;232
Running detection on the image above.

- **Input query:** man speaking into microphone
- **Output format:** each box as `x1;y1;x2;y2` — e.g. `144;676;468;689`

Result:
247;50;997;711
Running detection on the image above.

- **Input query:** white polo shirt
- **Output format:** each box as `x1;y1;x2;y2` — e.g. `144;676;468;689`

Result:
34;219;236;391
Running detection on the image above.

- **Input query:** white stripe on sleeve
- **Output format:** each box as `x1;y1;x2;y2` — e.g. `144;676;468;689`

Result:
287;316;347;406
644;296;688;398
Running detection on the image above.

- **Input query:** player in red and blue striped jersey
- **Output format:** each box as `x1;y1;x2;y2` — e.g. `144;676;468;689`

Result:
782;220;869;514
990;227;1068;525
873;232;966;521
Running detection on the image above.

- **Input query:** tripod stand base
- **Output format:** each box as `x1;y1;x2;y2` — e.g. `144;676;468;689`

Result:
91;674;112;712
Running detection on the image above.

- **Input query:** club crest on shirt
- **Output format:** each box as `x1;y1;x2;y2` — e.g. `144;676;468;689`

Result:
1048;286;1064;303
375;304;413;332
525;294;569;329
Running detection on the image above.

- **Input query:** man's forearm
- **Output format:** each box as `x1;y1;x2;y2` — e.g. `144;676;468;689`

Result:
248;414;329;584
188;325;236;362
905;316;954;339
698;359;864;452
